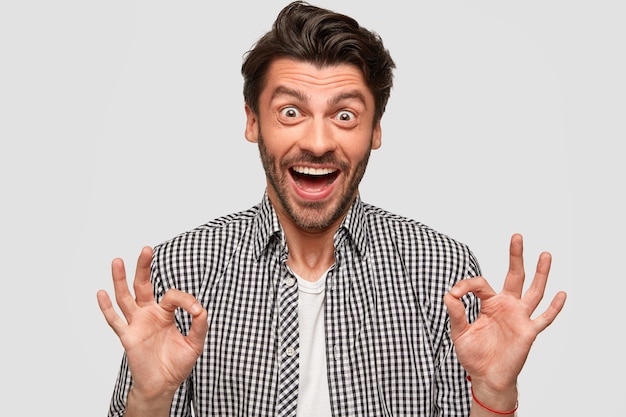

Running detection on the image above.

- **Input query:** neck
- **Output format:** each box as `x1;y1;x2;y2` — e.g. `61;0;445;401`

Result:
280;217;337;282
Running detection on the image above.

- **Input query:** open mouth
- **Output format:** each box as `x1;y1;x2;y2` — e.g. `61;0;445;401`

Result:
289;166;340;192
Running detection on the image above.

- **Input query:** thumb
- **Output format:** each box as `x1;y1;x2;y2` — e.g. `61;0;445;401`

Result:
187;301;208;352
444;292;469;340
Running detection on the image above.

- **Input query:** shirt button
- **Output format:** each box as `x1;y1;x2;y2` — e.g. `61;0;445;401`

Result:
284;277;296;287
333;345;341;361
286;346;296;357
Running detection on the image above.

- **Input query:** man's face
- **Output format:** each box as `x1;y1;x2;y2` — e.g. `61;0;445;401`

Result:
245;58;382;231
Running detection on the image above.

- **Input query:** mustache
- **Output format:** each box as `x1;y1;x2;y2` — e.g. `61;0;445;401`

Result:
282;152;347;169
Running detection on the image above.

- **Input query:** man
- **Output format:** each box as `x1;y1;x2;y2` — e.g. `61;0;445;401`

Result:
97;2;567;416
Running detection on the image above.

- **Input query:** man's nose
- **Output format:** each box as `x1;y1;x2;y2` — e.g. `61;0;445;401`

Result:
298;118;337;156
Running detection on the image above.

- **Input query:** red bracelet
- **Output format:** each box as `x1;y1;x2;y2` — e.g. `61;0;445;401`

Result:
466;376;518;415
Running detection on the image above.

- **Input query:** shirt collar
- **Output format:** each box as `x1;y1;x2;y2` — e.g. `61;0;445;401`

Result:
251;191;369;261
335;194;369;260
252;191;284;261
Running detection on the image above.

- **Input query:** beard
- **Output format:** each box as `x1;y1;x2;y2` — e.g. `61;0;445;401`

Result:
257;131;372;231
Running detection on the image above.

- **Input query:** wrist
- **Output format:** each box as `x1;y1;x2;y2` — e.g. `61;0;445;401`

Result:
126;387;175;417
467;375;518;415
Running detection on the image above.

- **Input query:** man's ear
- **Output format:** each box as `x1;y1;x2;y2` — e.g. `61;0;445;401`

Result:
244;104;259;143
372;121;382;150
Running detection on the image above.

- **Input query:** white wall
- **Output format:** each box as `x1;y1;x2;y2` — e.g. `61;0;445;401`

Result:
1;0;623;414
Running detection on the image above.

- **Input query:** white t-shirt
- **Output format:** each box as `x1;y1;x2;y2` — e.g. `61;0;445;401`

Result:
294;270;332;417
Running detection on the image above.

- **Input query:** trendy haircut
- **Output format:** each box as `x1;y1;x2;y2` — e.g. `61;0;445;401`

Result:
241;1;396;124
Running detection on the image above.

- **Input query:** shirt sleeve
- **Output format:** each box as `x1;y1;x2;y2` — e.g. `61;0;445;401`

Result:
106;353;132;417
105;356;194;417
433;251;481;416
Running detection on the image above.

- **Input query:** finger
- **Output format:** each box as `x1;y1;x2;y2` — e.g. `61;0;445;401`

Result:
502;233;525;296
532;291;567;334
160;289;209;351
133;246;155;307
448;276;496;301
96;289;128;336
160;289;202;314
111;257;138;318
445;277;495;340
522;251;552;311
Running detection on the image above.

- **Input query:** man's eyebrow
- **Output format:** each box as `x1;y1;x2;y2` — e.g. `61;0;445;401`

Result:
330;91;367;106
271;86;309;102
270;87;367;107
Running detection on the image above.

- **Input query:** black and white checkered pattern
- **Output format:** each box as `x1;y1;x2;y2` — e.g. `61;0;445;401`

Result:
107;192;480;417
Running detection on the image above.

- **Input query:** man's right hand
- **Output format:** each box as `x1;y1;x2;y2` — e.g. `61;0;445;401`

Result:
97;246;208;416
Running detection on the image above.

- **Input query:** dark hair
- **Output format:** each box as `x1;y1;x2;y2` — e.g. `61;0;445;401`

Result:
241;1;395;124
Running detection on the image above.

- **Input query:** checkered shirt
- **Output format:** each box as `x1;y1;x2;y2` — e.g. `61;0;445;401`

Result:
107;192;480;416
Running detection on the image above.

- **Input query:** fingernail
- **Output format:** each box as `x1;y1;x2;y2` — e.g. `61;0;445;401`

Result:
190;302;202;315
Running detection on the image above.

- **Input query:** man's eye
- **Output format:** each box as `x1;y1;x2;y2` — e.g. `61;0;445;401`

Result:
336;110;355;122
281;107;301;118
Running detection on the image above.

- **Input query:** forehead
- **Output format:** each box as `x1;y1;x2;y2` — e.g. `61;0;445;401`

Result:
262;58;371;99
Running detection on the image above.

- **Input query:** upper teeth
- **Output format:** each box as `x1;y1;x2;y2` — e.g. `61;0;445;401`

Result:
292;166;336;176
